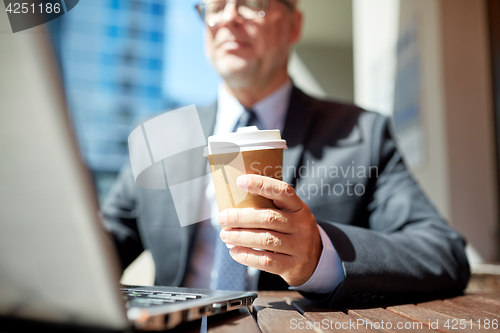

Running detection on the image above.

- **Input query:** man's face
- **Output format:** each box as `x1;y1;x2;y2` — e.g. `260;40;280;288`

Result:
205;0;302;87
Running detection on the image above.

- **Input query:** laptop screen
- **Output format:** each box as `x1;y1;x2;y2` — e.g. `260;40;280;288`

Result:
0;9;128;330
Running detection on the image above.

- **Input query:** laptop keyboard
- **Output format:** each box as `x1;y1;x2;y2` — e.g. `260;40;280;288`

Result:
121;288;205;308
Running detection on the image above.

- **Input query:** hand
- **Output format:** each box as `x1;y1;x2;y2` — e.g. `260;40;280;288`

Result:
218;174;322;287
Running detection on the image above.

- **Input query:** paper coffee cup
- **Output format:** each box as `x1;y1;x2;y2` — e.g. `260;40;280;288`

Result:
208;126;287;212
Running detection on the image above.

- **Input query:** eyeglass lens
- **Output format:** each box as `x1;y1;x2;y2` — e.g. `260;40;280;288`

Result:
201;0;266;26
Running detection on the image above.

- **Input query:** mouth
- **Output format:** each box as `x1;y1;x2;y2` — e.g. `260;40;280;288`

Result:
217;40;251;51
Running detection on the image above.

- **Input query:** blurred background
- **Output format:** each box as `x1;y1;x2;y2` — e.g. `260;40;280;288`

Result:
45;0;499;281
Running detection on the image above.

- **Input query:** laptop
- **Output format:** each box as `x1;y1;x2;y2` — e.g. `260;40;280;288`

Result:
0;10;256;332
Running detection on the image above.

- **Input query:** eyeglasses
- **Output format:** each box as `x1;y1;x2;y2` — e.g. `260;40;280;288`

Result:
195;0;295;27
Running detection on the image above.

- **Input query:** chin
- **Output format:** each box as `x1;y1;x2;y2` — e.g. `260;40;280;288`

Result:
213;56;258;87
215;55;248;73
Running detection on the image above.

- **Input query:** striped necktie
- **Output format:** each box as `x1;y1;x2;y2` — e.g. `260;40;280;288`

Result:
233;109;261;131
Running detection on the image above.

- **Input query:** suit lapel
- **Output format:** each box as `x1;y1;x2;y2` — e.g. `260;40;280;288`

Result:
282;87;317;185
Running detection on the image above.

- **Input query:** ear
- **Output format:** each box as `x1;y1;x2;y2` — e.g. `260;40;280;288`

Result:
289;10;303;45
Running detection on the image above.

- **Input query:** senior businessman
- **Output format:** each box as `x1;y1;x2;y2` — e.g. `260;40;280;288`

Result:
102;0;470;307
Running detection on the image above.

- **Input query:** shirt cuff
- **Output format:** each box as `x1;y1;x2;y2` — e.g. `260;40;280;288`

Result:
288;225;345;294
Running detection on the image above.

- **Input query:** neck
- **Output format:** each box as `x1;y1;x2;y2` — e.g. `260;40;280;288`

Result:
224;69;289;109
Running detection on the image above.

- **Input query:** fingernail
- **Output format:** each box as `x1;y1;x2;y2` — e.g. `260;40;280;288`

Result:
220;228;228;240
219;210;227;225
237;175;249;190
229;247;239;256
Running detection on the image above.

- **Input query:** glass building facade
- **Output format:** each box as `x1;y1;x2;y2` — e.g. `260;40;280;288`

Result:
58;0;165;200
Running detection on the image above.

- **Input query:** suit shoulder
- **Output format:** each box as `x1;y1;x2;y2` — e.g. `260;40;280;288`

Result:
313;97;383;124
303;94;386;136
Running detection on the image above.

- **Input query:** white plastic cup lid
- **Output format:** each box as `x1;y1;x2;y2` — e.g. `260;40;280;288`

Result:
207;126;287;155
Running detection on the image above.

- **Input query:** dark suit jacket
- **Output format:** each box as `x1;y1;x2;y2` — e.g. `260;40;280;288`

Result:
101;86;470;308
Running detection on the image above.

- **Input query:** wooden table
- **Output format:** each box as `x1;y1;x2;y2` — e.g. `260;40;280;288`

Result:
172;291;500;333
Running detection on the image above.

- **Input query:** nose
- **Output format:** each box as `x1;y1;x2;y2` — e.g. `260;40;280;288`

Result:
220;1;242;26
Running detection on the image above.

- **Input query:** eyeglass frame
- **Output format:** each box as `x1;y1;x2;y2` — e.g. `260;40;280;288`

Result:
195;0;295;26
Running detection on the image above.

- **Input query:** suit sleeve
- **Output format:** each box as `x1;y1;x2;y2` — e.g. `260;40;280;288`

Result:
100;164;144;271
301;115;470;307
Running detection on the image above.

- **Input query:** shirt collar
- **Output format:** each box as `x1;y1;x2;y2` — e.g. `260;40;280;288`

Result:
214;79;293;135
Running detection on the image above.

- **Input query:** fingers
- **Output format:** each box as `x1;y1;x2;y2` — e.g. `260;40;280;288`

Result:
219;208;294;234
229;246;294;277
220;176;322;286
236;175;303;212
220;228;295;254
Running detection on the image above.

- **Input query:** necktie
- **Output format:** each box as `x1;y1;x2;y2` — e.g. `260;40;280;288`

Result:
212;109;259;291
233;109;261;132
